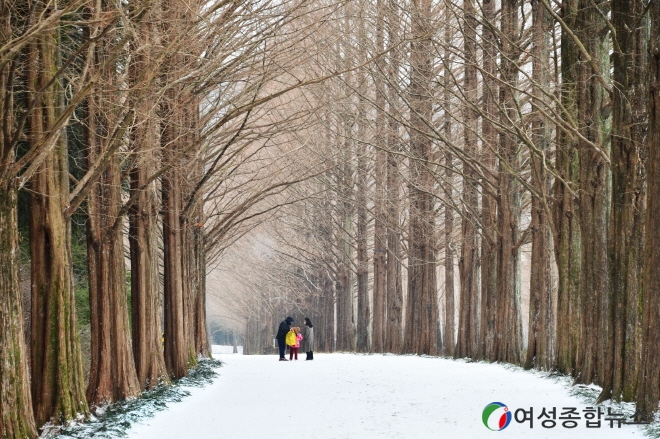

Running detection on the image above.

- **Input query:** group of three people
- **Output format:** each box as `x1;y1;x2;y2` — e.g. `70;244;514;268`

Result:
276;316;314;361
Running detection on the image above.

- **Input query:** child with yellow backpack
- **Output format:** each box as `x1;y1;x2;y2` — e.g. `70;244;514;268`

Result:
285;327;303;360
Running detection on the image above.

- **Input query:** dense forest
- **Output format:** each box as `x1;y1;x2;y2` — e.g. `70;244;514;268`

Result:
1;0;659;437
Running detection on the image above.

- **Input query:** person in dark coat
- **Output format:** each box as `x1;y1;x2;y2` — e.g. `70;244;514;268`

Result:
276;317;294;361
302;317;314;360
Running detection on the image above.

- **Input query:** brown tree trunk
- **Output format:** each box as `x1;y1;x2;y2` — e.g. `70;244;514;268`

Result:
335;132;356;351
456;0;480;360
574;0;611;386
525;0;555;371
442;11;455;357
552;0;581;375
600;0;647;402
162;131;193;377
193;201;210;357
478;0;498;362
128;2;169;386
128;107;169;388
85;19;141;405
0;181;38;438
26;10;89;425
404;0;438;355
356;18;370;352
371;0;387;354
494;0;523;365
384;0;403;354
636;0;660;415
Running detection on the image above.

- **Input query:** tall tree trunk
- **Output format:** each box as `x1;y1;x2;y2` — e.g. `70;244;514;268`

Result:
26;8;89;425
552;0;581;375
128;104;168;388
456;0;480;359
574;0;611;386
636;0;660;415
478;0;498;362
442;9;455;357
162;126;193;377
371;0;387;354
494;0;523;365
193;200;210;357
0;181;38;438
384;0;403;354
601;0;647;402
355;13;370;352
336;128;356;352
404;0;438;355
85;13;141;404
128;1;169;387
525;0;555;371
1;7;38;437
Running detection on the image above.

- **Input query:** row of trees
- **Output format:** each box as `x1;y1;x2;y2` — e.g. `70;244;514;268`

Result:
213;0;660;421
0;0;337;437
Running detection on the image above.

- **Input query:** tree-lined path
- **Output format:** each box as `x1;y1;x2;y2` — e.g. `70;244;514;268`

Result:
125;354;643;439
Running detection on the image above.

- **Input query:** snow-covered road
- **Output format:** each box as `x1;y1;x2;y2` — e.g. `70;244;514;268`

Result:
125;353;645;438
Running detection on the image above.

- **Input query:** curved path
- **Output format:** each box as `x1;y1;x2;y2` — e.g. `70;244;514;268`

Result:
125;353;645;438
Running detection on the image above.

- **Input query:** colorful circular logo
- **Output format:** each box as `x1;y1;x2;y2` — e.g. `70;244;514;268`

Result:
482;402;512;431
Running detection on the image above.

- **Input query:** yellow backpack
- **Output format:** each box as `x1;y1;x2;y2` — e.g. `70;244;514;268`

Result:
285;330;296;346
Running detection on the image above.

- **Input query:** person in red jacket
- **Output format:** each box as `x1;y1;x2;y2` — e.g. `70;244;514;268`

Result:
289;327;303;360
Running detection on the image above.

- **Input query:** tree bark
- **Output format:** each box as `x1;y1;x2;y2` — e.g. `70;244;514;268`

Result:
634;0;659;418
494;0;523;365
478;0;498;362
456;0;480;359
404;0;439;355
128;1;170;387
601;0;647;402
371;0;387;354
85;13;141;405
384;0;403;354
0;181;38;438
574;0;611;386
26;8;89;425
525;0;555;371
553;0;581;375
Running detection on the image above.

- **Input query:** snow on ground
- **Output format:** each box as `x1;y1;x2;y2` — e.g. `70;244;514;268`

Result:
125;353;645;439
212;344;244;355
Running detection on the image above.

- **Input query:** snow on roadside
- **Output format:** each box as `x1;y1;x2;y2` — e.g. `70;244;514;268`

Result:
124;353;652;439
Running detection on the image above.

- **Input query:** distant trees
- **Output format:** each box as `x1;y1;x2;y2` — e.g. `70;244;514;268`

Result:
210;0;660;421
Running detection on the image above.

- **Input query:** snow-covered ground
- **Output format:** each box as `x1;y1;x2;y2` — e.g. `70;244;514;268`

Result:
125;353;646;439
211;344;243;355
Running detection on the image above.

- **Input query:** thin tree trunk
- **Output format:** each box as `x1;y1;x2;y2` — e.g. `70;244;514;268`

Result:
442;9;455;357
371;0;387;354
478;0;498;362
356;12;370;352
336;128;356;351
456;0;480;360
